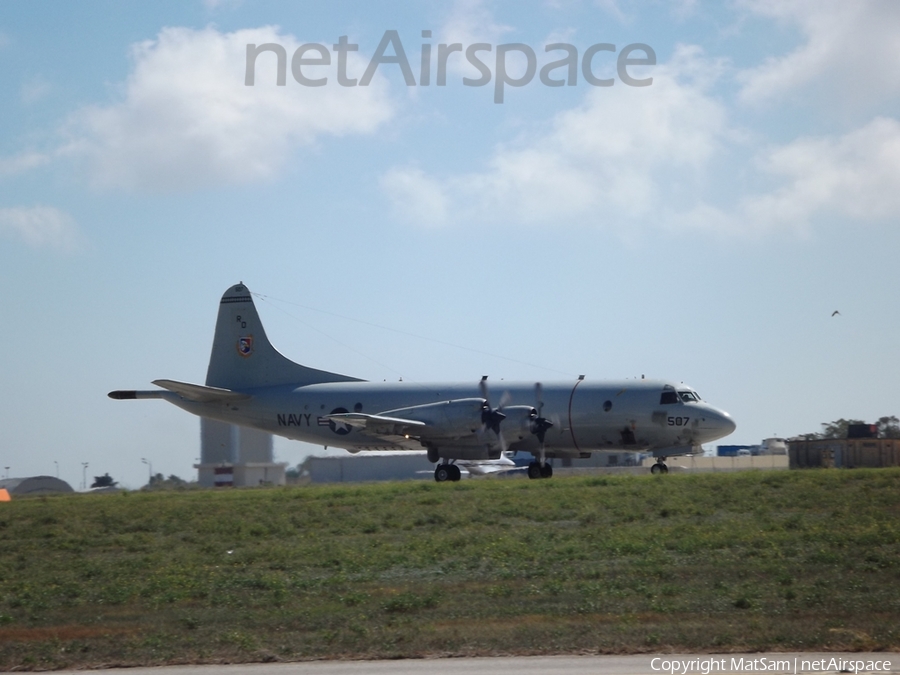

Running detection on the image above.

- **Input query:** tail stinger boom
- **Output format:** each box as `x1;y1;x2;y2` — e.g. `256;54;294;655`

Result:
205;283;362;390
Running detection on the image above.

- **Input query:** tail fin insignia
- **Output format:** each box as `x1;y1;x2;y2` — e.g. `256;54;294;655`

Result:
237;336;254;357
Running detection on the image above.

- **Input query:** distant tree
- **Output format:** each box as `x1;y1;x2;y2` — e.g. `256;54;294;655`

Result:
285;459;312;484
91;473;118;488
144;473;191;490
298;457;313;477
808;416;900;439
818;419;866;439
876;416;900;438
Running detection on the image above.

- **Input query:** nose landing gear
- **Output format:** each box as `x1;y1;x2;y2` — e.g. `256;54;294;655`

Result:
650;459;669;474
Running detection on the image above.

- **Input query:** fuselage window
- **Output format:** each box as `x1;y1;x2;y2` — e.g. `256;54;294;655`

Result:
660;391;679;404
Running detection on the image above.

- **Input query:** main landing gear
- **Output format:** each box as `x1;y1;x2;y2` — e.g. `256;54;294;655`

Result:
650;459;669;474
527;461;553;480
434;463;462;482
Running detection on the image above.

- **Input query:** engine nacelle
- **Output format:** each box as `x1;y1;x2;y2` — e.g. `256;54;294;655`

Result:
499;405;539;441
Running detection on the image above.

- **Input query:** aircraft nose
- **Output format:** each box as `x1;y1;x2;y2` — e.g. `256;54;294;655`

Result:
697;408;736;441
717;411;737;436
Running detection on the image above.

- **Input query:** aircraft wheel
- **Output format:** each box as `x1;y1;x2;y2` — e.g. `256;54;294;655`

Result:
540;463;553;479
434;465;452;482
650;462;668;475
450;464;462;482
527;462;543;480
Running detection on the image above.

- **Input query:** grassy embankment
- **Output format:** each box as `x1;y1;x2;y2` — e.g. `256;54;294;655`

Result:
1;468;899;669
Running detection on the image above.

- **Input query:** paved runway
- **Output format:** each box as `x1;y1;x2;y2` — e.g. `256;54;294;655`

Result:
54;653;898;675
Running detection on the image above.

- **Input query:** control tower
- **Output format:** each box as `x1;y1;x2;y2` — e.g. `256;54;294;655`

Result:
195;418;286;487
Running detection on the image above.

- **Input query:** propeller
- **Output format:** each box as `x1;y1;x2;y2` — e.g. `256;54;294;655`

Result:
531;382;553;475
479;376;508;449
529;382;554;461
479;379;555;458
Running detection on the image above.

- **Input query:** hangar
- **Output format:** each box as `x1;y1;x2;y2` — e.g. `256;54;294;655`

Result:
0;476;75;496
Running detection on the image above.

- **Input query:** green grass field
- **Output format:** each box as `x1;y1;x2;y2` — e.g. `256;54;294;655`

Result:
1;468;899;670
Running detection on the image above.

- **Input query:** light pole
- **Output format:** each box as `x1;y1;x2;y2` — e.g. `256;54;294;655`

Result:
3;467;8;480
81;462;89;491
54;461;59;478
141;458;152;485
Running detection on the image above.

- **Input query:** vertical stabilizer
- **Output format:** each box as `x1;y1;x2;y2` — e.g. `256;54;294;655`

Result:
205;284;362;390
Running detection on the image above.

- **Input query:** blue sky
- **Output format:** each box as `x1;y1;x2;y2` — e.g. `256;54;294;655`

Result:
1;1;898;489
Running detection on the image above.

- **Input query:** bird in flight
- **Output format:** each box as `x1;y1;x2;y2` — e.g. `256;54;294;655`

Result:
831;310;841;317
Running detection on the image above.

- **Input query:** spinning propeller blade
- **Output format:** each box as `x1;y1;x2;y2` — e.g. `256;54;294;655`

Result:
479;376;508;450
530;381;554;445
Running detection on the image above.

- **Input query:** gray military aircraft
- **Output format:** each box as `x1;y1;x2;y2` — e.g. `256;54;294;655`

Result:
109;283;736;481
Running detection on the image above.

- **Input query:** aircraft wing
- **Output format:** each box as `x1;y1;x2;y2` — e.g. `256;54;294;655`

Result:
327;397;496;447
321;413;428;451
323;412;427;435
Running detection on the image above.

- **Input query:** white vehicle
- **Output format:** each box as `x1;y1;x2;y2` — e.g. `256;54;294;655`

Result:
110;284;736;481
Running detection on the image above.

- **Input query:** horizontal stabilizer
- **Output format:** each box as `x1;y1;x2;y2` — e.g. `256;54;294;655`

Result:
151;379;251;403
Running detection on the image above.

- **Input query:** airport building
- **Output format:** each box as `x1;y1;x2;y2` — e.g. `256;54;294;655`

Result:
788;437;900;469
788;423;900;469
195;419;287;487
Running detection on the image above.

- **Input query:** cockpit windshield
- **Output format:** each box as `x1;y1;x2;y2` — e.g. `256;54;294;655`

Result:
678;390;700;402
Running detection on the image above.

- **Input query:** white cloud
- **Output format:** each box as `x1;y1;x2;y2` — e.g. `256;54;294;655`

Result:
436;0;514;78
21;76;51;104
0;206;80;251
61;26;394;192
670;0;699;20
0;151;51;176
743;117;900;226
737;0;900;108
380;167;449;227
593;0;630;23
382;44;730;231
664;116;900;237
382;38;900;239
439;0;513;46
202;0;242;10
589;0;698;23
